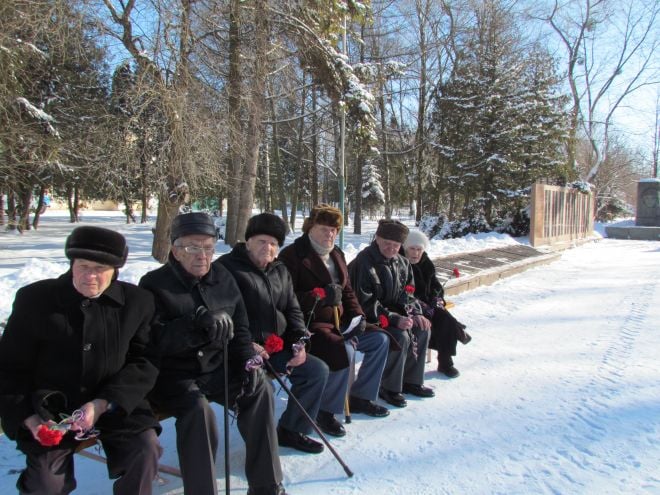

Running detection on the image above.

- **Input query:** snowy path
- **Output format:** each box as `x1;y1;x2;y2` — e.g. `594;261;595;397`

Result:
1;238;659;494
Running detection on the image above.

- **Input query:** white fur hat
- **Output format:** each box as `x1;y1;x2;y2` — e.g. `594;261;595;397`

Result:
403;229;429;250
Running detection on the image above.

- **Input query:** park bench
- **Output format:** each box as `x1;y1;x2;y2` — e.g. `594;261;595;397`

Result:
74;412;181;478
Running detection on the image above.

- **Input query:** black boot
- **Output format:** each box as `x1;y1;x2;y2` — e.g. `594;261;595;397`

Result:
456;323;472;345
316;410;346;437
438;354;460;378
277;425;324;454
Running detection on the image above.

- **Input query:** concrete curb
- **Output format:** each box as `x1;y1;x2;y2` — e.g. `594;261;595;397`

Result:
443;252;561;296
431;245;563;297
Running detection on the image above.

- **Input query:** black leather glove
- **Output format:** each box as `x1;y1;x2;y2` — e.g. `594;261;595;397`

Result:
323;283;343;307
343;317;366;340
241;367;264;398
194;307;234;343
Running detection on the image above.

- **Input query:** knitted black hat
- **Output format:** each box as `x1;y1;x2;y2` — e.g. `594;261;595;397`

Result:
245;213;287;246
170;212;217;242
65;226;128;268
302;204;343;234
375;219;409;244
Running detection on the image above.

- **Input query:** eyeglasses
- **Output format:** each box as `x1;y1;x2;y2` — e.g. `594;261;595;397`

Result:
176;245;215;256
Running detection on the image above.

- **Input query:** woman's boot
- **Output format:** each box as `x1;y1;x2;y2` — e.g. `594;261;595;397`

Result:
437;354;460;378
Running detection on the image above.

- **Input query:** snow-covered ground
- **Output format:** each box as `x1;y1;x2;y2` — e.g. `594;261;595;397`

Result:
1;210;659;494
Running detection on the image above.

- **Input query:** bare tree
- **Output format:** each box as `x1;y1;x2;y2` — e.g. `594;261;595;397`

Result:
541;0;659;182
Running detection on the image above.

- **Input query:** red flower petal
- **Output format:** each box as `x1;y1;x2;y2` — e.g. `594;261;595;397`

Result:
311;287;326;300
264;334;284;354
404;284;415;294
378;314;389;329
37;425;64;446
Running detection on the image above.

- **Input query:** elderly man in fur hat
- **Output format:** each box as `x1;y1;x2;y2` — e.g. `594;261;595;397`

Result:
139;212;286;495
217;212;330;454
279;204;390;437
0;226;161;495
348;219;434;408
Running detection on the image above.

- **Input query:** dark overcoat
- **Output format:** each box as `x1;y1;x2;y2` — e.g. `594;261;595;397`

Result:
216;243;308;348
409;251;444;304
139;255;254;399
0;272;160;450
408;251;464;354
279;234;364;370
347;241;416;322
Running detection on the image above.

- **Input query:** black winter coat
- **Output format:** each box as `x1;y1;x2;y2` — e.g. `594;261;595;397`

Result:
139;256;254;397
407;251;464;354
0;272;160;446
409;251;444;304
347;242;417;323
216;243;307;349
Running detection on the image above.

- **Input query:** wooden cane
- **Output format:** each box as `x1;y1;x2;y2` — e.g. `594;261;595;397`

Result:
335;306;352;423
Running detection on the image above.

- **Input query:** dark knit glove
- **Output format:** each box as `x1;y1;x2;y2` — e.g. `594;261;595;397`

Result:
322;283;343;307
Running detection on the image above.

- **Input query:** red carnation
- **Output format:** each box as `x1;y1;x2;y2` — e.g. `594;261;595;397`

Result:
264;334;284;354
452;267;461;278
37;424;65;447
404;284;415;294
378;314;389;329
311;287;326;300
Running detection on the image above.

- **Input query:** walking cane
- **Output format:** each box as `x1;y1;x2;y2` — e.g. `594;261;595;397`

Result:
263;360;354;478
334;306;352;424
223;332;231;495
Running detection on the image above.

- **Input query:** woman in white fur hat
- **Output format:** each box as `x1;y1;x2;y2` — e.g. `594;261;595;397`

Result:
403;230;471;378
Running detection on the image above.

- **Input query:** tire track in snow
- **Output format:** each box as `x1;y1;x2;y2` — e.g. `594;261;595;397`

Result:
543;276;656;492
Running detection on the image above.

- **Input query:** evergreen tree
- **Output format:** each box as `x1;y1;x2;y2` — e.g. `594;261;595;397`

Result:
361;157;385;217
431;0;568;226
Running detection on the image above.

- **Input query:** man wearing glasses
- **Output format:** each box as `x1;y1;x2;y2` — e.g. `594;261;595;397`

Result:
139;212;286;495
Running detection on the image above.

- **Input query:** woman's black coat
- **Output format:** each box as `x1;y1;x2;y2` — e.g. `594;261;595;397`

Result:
408;251;463;355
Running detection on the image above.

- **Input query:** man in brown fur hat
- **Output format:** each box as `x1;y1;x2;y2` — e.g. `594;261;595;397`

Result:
348;219;434;409
279;205;390;437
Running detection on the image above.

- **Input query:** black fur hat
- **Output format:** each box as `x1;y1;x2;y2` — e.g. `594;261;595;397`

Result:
170;212;217;242
244;213;287;246
375;219;409;244
65;226;128;267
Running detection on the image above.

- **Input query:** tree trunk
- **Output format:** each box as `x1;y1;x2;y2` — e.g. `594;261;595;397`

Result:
267;83;289;233
123;195;136;223
234;0;268;242
311;86;319;207
17;185;32;232
263;145;272;212
151;194;180;262
224;0;243;246
379;91;392;219
353;153;364;234
289;75;307;232
140;155;149;223
140;192;148;223
32;185;46;230
7;191;18;231
0;189;4;226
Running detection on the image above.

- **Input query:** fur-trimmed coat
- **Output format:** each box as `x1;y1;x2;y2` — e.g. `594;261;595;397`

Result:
278;234;363;370
279;234;395;371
